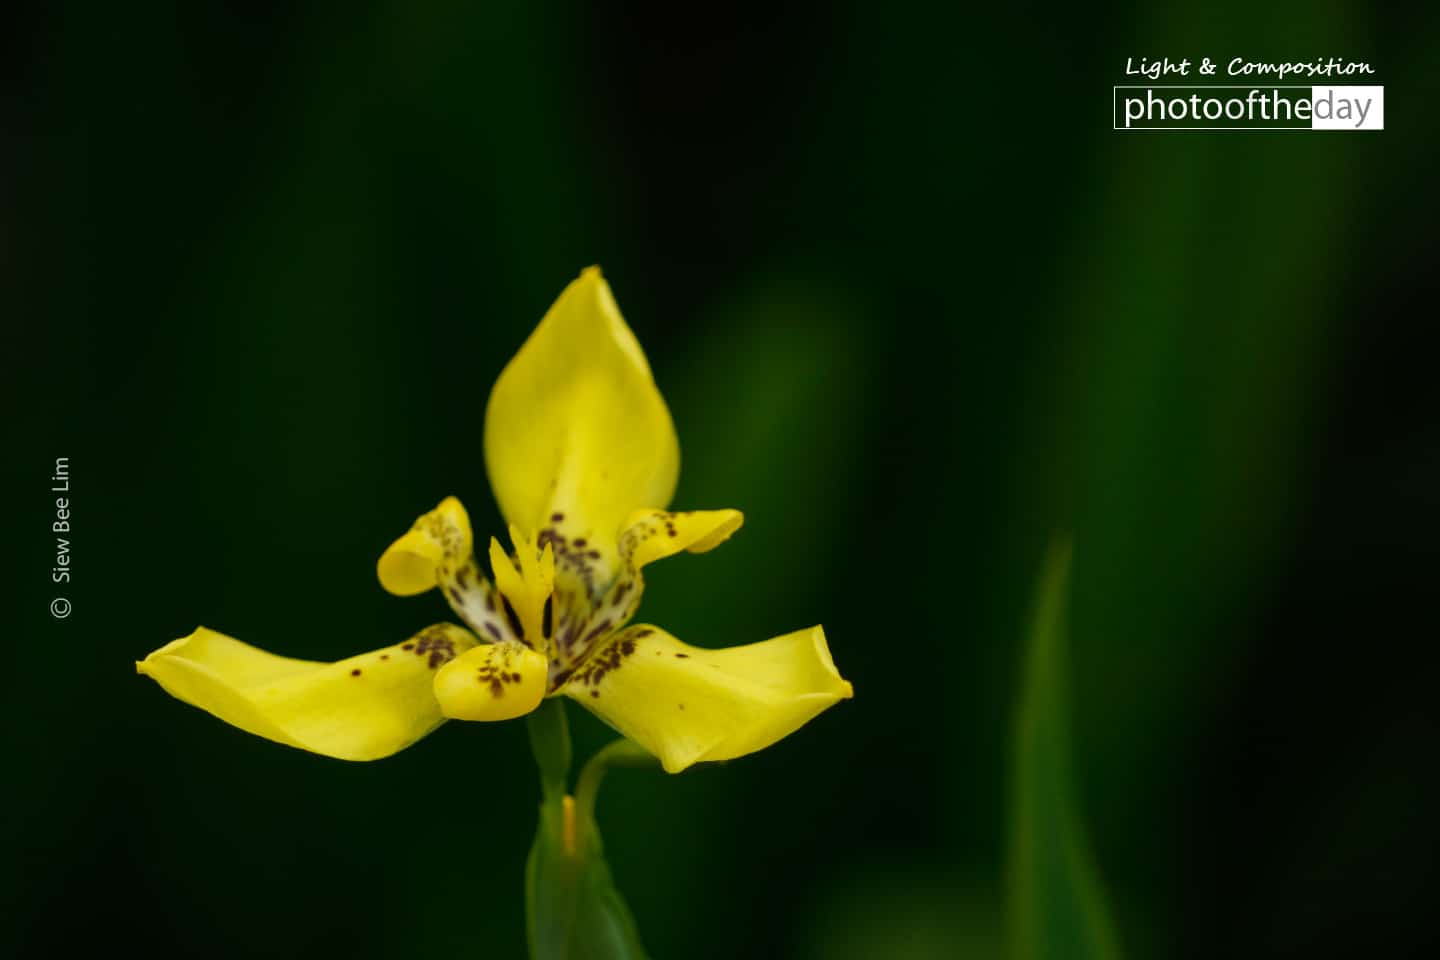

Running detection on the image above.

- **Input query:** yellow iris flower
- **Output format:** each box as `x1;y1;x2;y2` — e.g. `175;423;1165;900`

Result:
137;267;852;773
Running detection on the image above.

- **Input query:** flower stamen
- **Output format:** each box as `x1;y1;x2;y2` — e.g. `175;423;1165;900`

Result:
488;526;556;653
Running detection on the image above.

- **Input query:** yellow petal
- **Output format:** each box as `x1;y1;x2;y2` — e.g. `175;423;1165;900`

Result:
433;641;549;721
619;508;744;570
546;507;744;674
561;624;852;773
377;496;473;596
485;267;679;553
378;498;517;644
136;624;477;761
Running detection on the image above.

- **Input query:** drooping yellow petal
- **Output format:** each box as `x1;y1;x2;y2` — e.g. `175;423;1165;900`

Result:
560;624;852;773
136;624;477;761
619;508;744;570
433;641;549;721
484;267;679;556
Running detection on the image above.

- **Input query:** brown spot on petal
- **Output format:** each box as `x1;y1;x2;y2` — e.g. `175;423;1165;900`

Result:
570;633;638;689
412;628;460;669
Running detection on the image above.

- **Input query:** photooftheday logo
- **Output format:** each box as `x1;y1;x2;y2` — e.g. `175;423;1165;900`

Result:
1114;85;1384;131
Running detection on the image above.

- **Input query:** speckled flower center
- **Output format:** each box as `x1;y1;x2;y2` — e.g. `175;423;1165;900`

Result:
533;512;644;690
433;511;645;695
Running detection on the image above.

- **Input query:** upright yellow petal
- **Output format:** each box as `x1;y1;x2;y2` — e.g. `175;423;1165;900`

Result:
485;267;679;555
560;624;852;773
136;624;478;761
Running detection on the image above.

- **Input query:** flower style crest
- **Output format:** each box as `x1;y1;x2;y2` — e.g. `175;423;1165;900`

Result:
137;267;852;772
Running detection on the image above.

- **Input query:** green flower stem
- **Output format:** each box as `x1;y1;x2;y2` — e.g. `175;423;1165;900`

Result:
524;706;652;960
574;739;656;842
526;699;578;959
526;697;573;804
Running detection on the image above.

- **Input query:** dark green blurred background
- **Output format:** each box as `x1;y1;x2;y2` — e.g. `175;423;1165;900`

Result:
7;2;1438;957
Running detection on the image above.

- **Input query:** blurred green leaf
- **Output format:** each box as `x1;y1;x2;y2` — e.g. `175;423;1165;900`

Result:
526;796;648;960
1007;542;1122;960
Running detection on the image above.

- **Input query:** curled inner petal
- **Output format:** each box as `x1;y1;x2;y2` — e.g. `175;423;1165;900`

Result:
433;641;549;722
378;497;516;644
377;496;471;596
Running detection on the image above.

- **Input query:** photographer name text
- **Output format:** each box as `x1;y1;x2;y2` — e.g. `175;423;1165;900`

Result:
51;457;72;619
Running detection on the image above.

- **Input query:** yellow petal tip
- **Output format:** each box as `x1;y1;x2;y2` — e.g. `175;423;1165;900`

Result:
686;510;744;554
806;625;852;695
376;535;440;596
620;508;746;569
138;630;201;669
